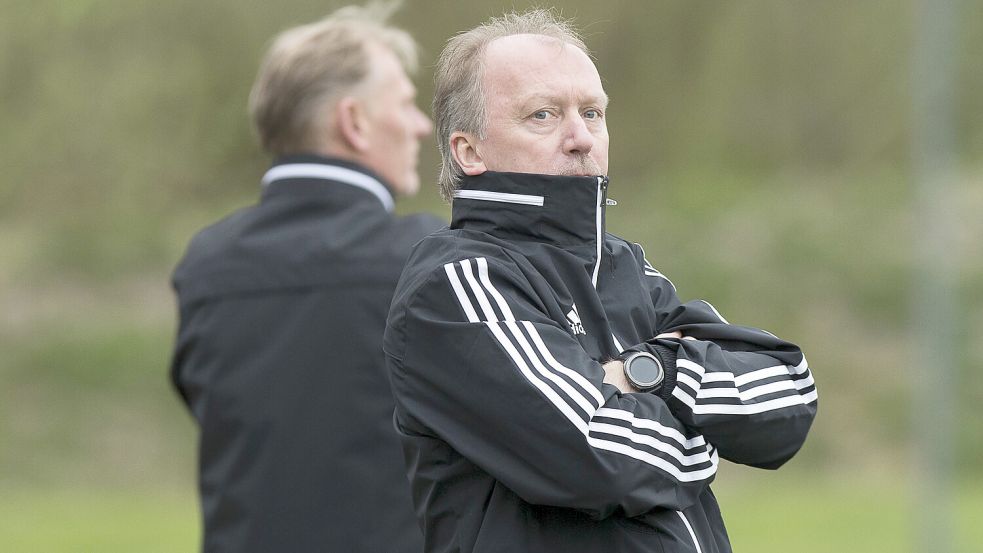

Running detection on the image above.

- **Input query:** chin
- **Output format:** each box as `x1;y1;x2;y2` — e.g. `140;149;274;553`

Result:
399;179;420;197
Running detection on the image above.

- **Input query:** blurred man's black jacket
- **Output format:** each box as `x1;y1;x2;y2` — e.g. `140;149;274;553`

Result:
171;155;442;553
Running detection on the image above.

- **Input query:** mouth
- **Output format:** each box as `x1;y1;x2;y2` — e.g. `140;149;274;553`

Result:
563;170;599;178
558;157;603;177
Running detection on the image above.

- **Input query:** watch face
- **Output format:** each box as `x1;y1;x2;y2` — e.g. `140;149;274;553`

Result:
628;354;663;387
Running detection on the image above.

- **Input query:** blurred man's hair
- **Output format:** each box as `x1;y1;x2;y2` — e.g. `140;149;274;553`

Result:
249;1;417;156
433;9;589;200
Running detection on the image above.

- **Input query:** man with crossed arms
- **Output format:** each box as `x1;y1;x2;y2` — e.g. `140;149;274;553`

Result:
385;9;817;553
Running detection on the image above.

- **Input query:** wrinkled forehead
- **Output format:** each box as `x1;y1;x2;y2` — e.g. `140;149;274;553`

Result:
481;34;607;106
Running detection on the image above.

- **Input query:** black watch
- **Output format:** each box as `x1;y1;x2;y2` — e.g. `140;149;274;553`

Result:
622;351;664;392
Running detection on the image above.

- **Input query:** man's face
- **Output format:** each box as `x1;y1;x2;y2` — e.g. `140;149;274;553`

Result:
457;34;609;177
360;47;432;196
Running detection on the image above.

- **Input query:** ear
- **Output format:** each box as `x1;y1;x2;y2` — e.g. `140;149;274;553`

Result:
335;97;371;153
450;131;486;176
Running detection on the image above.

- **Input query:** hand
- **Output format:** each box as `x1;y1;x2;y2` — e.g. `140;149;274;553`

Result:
654;330;695;341
602;359;635;393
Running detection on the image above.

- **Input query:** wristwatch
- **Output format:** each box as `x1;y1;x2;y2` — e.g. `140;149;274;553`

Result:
622;351;664;392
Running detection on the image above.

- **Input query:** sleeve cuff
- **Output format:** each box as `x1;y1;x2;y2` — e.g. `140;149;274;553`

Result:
649;343;678;402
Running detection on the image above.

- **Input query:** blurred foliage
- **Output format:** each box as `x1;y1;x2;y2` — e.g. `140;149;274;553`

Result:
1;0;982;549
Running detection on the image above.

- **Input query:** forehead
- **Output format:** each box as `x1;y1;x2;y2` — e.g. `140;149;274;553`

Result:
364;44;414;95
481;34;606;107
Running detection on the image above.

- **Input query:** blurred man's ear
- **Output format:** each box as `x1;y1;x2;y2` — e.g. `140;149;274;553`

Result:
336;97;371;153
450;132;486;176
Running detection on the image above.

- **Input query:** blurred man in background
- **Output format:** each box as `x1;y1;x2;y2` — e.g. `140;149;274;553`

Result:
385;9;817;552
170;3;441;551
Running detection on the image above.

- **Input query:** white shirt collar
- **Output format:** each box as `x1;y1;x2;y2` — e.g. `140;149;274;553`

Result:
261;163;395;213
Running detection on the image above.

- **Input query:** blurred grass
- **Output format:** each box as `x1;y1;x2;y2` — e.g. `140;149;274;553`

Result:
0;487;199;553
1;474;981;553
715;471;983;553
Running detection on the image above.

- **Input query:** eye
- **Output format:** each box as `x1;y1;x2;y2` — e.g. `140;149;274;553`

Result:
584;109;602;120
532;110;550;120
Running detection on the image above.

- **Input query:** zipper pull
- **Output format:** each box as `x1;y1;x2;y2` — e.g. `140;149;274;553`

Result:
606;198;618;206
597;176;611;207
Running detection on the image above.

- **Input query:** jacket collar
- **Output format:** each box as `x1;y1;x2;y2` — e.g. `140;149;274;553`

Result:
450;171;609;246
260;154;395;213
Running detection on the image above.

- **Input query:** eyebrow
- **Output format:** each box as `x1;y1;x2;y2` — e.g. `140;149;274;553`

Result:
517;91;610;111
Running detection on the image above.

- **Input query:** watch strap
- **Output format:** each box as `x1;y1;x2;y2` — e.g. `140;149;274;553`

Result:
649;343;677;402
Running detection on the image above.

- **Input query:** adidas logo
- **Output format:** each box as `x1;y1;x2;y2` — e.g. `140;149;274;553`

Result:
566;304;586;336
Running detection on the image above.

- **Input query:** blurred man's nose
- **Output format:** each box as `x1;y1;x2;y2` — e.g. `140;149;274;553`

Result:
415;105;432;137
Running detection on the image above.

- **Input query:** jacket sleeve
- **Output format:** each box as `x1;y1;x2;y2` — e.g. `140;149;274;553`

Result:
635;245;818;469
386;253;718;519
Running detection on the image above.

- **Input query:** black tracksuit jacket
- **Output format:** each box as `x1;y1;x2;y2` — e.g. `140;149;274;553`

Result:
171;155;443;552
384;171;818;553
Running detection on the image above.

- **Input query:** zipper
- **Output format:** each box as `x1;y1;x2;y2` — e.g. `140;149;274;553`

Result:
590;176;609;288
676;510;704;553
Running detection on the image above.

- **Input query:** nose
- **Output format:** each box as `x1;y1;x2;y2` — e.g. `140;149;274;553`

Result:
563;114;594;156
415;106;432;137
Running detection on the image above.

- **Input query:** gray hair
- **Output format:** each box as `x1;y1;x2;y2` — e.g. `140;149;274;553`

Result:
249;1;418;156
433;8;589;200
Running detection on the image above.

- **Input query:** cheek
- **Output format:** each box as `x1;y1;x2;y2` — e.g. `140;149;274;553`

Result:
401;117;422;146
595;136;609;155
593;129;610;152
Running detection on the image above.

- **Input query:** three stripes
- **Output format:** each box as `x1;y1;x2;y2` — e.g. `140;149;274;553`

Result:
443;257;717;483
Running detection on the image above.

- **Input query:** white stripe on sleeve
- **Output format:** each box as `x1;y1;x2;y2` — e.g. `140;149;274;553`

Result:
444;263;480;323
671;357;818;416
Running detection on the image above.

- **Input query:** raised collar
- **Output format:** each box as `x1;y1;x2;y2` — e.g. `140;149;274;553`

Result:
260;154;395;213
450;171;610;246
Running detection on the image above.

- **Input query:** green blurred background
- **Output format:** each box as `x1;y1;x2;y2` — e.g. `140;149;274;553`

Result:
1;0;980;551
